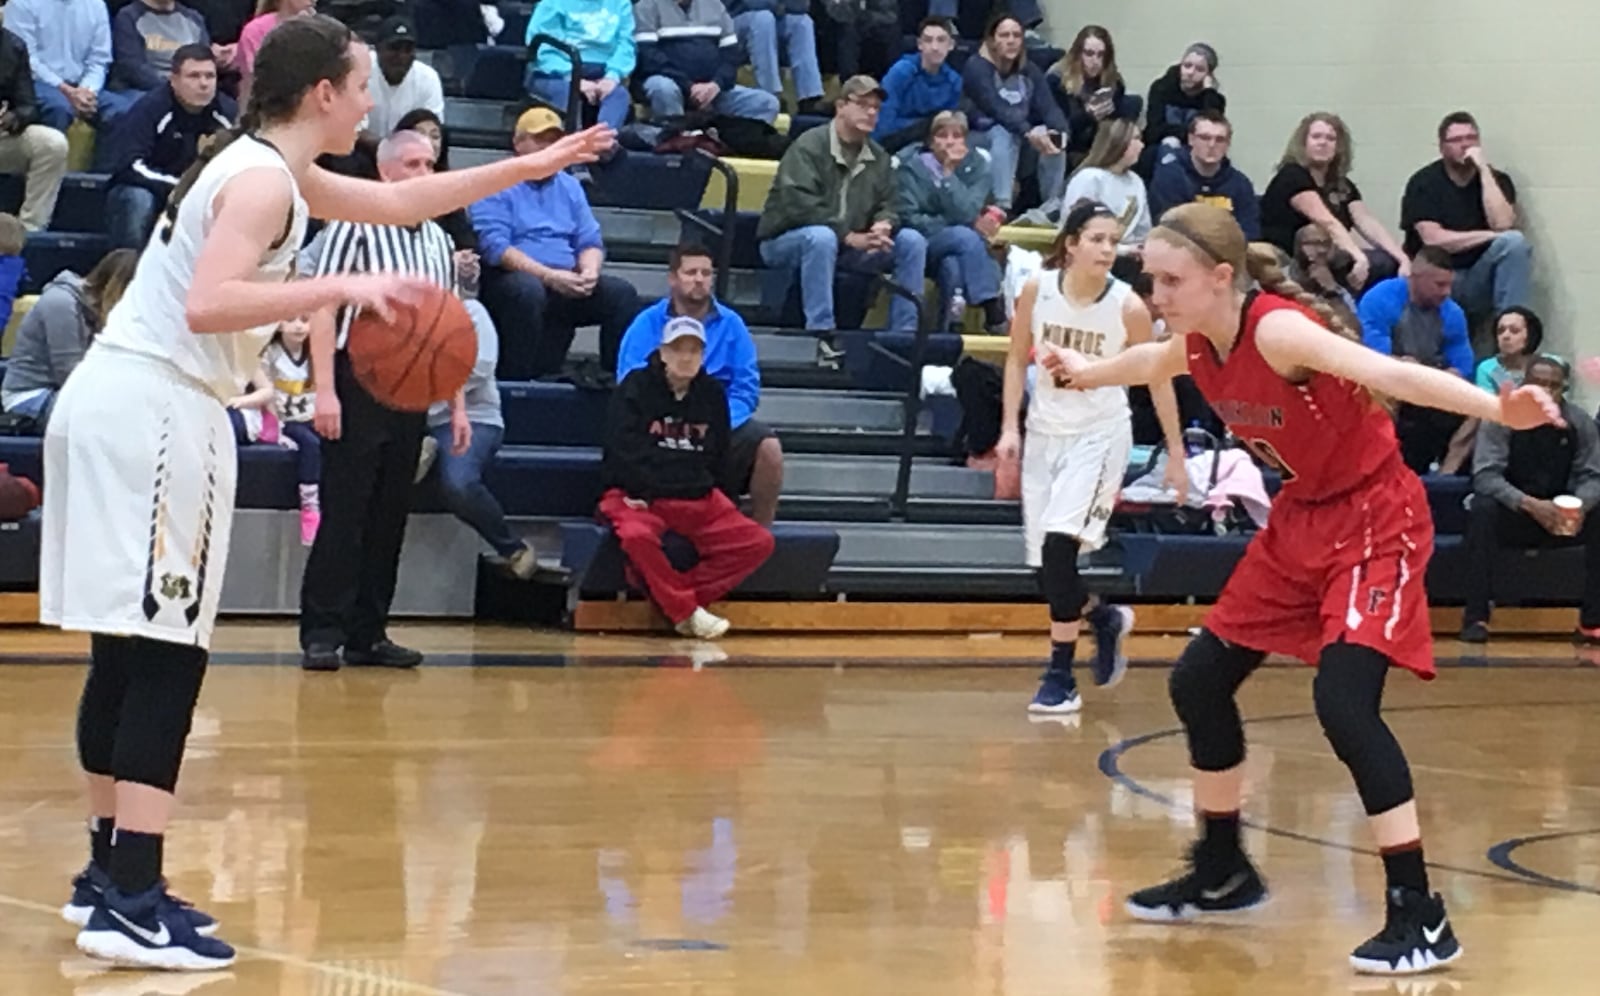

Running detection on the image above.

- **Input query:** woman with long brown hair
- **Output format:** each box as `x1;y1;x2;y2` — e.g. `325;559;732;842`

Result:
1062;119;1149;256
960;12;1068;213
1048;25;1139;165
0;248;139;428
1047;203;1561;976
1261;111;1408;292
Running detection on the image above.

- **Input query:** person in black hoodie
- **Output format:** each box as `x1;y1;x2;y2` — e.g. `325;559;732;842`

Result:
0;27;69;231
599;316;775;640
103;44;235;248
1138;42;1224;180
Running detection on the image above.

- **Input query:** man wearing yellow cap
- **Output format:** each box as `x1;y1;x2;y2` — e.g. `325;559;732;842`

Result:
469;109;642;379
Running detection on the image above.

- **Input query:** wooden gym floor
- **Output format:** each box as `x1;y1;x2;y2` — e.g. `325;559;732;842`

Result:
3;622;1599;995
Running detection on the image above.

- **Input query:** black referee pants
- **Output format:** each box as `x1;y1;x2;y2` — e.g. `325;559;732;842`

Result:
299;354;426;651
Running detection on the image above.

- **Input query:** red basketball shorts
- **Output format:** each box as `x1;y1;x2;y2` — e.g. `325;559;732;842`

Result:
1204;465;1436;678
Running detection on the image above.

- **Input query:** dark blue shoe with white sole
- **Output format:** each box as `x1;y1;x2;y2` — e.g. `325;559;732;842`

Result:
76;884;235;971
63;864;219;937
1087;605;1134;688
1027;672;1082;714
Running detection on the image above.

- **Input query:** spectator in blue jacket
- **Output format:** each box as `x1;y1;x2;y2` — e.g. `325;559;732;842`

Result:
725;0;824;115
470;107;641;379
1359;247;1476;474
961;13;1067;214
4;0;129;130
633;0;779;124
109;0;210;101
1147;111;1258;240
523;0;635;132
874;16;961;154
103;44;234;248
618;244;784;524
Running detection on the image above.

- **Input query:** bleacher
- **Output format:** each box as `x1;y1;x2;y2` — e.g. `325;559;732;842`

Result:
0;9;1586;633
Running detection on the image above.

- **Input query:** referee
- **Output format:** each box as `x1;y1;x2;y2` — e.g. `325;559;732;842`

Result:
299;130;471;671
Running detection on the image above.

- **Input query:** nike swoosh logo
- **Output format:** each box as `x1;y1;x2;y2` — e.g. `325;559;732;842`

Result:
1200;872;1248;901
1188;353;1203;361
1423;918;1447;945
110;908;171;947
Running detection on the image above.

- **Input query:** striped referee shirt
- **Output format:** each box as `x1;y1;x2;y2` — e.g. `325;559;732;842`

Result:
313;219;459;349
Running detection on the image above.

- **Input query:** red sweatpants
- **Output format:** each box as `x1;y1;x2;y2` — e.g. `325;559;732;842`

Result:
598;488;775;623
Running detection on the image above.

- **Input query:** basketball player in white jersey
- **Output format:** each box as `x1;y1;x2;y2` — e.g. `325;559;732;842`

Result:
46;14;612;971
998;201;1187;714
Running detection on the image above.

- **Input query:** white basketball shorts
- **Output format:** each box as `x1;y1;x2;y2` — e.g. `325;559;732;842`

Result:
1021;419;1132;567
40;344;237;650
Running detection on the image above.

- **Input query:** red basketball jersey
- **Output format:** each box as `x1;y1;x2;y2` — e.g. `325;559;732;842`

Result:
1185;292;1401;501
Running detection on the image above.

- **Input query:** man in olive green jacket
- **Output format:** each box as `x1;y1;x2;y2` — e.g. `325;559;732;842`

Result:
757;74;927;341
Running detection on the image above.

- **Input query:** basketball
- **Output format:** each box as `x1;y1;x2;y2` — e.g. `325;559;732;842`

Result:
346;284;476;411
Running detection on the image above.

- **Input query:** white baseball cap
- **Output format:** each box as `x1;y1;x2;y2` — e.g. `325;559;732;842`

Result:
662;316;706;345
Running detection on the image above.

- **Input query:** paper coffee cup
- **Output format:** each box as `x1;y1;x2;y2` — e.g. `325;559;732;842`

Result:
1554;495;1582;531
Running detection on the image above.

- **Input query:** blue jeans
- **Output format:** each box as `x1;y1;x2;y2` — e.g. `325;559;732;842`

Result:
1451;230;1533;317
33;82;137;132
527;65;631;131
105;184;160;250
926;225;1001;314
640;76;779;124
733;11;823;100
430;421;521;557
972;125;1065;211
759;225;927;331
281;420;322;486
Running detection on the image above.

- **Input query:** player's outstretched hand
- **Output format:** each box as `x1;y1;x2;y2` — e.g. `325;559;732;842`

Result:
1497;380;1564;430
339;274;433;324
1040;345;1092;389
525;125;616;177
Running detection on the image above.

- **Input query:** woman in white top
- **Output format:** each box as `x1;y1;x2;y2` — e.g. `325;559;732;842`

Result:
1062;119;1150;257
47;14;611;973
997;200;1184;716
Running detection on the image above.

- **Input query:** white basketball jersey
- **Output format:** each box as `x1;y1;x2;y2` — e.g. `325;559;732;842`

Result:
266;340;314;423
1026;271;1132;435
96;135;308;402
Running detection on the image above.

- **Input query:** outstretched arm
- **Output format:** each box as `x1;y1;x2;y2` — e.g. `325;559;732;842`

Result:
1253;309;1561;430
300;126;613;227
187;169;423;334
1054;334;1186;390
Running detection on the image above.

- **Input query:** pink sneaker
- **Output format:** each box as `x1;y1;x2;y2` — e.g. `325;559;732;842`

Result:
299;506;321;547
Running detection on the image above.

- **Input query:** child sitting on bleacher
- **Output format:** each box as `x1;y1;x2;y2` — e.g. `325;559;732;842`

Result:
222;317;321;545
266;317;322;545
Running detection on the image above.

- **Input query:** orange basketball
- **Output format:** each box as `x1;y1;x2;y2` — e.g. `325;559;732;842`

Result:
346;284;476;412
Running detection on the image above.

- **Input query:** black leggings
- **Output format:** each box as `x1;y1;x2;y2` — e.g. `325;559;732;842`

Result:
1170;630;1415;816
77;634;208;793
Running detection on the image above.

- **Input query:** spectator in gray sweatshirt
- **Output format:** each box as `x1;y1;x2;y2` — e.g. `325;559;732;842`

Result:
960;12;1067;214
1;250;138;428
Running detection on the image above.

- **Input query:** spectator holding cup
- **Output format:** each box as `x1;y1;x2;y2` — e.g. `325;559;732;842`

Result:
1461;355;1600;644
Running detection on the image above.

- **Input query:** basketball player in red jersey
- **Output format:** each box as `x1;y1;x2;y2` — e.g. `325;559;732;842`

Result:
1047;203;1561;976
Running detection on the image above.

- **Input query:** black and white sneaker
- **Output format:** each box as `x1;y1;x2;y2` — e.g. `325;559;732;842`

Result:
1125;850;1268;922
1349;887;1462;975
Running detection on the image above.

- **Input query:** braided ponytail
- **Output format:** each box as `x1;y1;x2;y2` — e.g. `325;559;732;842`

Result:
1242;243;1358;344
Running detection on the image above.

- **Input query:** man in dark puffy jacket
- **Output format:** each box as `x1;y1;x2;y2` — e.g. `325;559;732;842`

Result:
632;0;778;123
0;27;68;231
102;43;234;248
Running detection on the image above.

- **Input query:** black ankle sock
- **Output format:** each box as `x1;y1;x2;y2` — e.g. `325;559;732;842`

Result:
1381;841;1429;894
1048;641;1076;683
1199;810;1242;865
109;829;163;896
89;816;115;870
